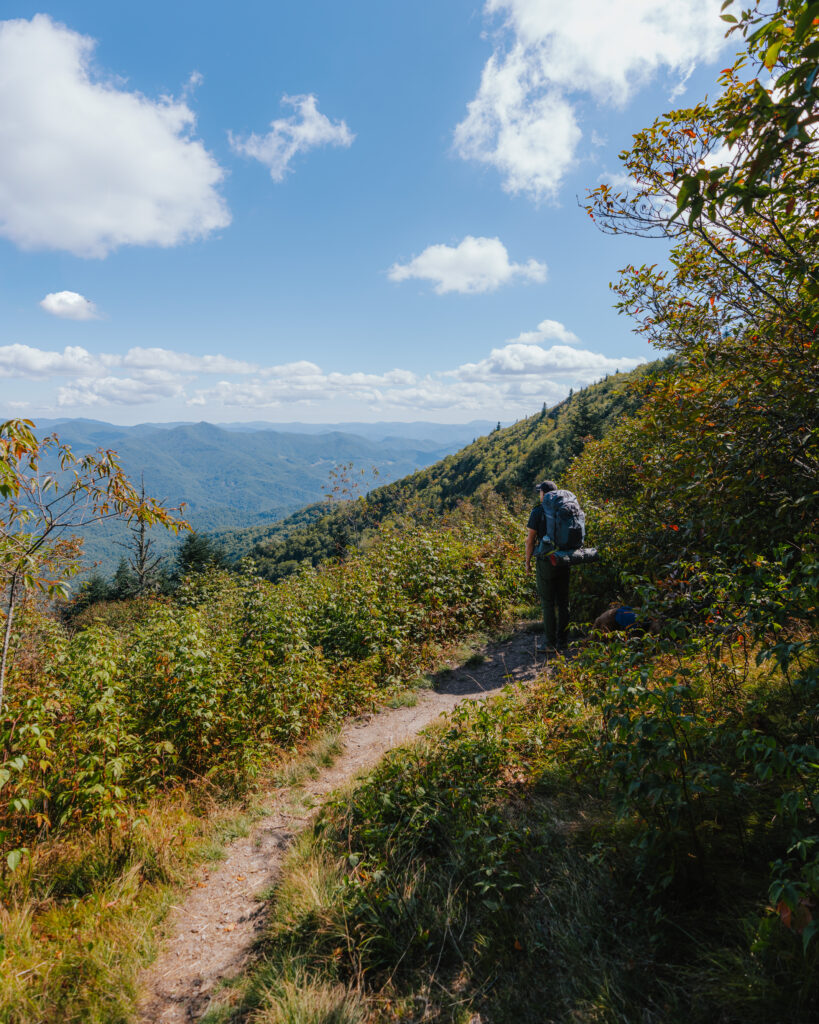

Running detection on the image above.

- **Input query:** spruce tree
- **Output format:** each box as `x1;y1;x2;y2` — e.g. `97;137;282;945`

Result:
110;558;137;600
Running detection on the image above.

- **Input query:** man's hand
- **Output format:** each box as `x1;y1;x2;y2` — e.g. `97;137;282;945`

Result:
525;527;537;573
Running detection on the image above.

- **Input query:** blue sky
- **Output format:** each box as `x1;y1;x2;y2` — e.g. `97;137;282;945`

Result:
0;1;732;424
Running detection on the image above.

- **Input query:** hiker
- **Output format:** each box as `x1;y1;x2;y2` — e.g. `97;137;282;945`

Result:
525;480;571;652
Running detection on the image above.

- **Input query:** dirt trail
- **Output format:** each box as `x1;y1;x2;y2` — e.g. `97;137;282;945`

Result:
137;627;545;1023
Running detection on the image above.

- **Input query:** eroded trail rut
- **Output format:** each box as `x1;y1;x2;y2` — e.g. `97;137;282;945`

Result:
138;628;544;1023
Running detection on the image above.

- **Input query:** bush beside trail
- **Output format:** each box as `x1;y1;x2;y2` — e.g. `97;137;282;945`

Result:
230;614;817;1024
0;497;526;874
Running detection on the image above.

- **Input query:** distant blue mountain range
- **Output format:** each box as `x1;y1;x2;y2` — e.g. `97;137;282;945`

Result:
16;417;496;573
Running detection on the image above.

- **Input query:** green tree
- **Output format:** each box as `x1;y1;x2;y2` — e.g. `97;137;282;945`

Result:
0;419;185;714
176;532;226;576
110;557;137;601
583;1;819;554
566;387;597;460
71;571;111;614
586;2;819;325
673;0;819;309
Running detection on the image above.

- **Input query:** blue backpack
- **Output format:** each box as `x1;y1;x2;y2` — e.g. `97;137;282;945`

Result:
536;489;585;555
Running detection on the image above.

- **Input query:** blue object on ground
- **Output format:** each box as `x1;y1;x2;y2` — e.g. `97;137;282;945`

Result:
614;606;637;628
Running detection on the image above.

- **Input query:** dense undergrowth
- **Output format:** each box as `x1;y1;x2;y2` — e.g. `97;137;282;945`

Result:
0;497;527;1023
210;612;817;1024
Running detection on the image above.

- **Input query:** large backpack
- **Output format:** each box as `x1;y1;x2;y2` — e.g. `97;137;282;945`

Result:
538;489;585;553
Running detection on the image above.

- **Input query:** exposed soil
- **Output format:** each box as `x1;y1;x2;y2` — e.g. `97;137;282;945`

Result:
137;626;547;1023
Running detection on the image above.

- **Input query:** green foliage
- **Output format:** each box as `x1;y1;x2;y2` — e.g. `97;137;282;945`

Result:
175;531;227;576
226;368;649;583
312;702;528;977
236;670;818;1023
0;499;527;873
572;0;819;957
677;1;819;299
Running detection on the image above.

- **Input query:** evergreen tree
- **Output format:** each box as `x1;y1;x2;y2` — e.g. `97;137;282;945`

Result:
567;388;597;459
110;558;137;601
70;572;111;616
176;532;226;576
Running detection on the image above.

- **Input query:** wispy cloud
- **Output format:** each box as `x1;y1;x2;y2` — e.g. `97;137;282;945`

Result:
388;236;546;294
0;15;229;257
57;376;185;407
455;0;727;200
229;94;354;182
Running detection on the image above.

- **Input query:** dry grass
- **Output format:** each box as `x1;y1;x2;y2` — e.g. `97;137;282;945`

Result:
253;974;363;1024
273;730;344;789
0;791;204;1024
0;727;351;1024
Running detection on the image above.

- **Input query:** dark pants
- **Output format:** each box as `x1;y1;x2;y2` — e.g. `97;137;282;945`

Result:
535;557;570;647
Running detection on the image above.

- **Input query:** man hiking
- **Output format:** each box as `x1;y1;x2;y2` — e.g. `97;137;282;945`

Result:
525;479;571;653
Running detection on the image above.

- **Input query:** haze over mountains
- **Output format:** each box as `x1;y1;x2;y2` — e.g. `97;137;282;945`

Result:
24;417;496;572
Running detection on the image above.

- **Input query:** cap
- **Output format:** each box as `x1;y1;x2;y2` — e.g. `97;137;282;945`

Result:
535;480;557;493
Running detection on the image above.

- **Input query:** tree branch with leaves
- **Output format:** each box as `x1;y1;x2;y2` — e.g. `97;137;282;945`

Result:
0;419;188;714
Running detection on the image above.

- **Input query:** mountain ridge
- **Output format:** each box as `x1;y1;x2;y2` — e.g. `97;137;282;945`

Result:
23;419;476;573
218;365;656;579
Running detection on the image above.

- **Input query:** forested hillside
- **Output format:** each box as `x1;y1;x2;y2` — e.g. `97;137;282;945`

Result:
30;419;460;573
223;364;652;578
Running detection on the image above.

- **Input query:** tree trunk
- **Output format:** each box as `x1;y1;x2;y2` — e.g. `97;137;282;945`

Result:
0;576;18;718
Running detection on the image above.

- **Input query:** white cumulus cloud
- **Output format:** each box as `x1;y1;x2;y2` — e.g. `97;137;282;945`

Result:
509;318;579;345
452;342;637;381
455;0;727;200
3;324;644;417
0;14;230;257
57;376;185;407
229;94;354;182
39;291;100;320
0;343;101;378
388;236;547;294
